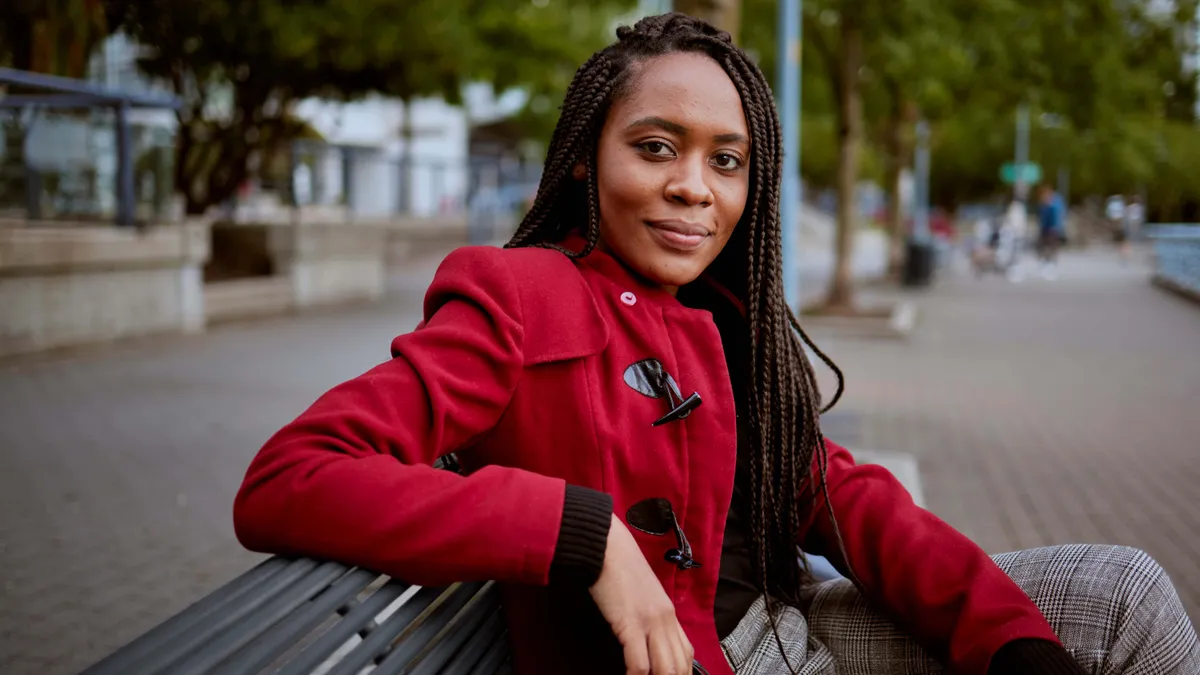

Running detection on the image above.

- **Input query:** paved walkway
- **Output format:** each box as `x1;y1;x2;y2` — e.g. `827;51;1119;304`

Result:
807;248;1200;615
1;245;1197;674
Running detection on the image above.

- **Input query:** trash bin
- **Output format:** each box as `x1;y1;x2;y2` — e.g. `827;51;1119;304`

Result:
903;237;936;288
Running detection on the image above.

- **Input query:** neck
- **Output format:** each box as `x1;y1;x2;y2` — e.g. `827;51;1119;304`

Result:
594;234;681;296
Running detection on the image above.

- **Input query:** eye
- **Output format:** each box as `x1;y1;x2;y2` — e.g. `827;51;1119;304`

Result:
637;141;675;157
712;153;743;171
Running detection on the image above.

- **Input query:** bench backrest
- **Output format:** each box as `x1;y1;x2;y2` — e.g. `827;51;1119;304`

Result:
81;555;511;675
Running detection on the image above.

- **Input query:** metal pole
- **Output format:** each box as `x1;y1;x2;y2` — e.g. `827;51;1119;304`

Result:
913;120;930;241
1014;104;1030;201
778;0;801;311
341;146;355;215
116;102;134;226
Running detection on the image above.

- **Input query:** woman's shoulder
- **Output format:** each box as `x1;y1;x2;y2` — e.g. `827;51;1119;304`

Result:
427;245;610;364
434;244;582;285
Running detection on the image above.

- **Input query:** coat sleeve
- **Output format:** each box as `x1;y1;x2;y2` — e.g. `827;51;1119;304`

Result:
798;440;1060;675
233;246;570;587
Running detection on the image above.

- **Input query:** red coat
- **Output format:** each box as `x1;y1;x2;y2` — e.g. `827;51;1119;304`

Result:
234;244;1060;675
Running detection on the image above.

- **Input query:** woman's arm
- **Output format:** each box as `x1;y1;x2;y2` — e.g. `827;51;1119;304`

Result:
233;247;607;588
798;440;1062;674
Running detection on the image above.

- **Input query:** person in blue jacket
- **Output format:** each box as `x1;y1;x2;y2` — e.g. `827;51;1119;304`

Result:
1037;185;1067;280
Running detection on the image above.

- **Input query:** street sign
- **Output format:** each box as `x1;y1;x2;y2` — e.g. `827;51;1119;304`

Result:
1001;161;1042;185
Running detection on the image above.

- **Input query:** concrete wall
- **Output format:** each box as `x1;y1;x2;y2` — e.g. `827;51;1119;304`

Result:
201;220;397;325
266;221;391;308
0;214;480;356
0;220;210;357
204;276;294;324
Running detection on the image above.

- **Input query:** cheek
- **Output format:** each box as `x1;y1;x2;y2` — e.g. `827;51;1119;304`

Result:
717;179;749;232
597;149;656;216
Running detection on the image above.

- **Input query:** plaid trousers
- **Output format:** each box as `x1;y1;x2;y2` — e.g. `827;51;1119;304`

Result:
719;545;1200;674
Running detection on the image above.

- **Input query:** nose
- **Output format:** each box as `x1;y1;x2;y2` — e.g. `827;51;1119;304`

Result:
664;155;713;207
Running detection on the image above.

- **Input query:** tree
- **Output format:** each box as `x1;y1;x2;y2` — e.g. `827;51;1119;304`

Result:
744;0;1200;310
108;0;625;215
923;0;1200;213
674;0;742;41
798;1;879;310
860;0;970;276
797;0;1027;306
1;0;112;77
469;2;628;145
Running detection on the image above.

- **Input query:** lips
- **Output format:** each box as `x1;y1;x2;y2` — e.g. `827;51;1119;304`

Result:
645;219;711;252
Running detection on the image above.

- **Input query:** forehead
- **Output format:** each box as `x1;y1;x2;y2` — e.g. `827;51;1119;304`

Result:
611;52;748;136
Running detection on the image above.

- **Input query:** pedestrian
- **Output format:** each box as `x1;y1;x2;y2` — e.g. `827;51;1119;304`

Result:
1120;195;1144;264
995;199;1028;282
233;13;1199;675
1036;184;1067;280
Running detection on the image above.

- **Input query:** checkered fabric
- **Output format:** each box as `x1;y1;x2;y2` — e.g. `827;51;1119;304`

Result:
719;545;1200;674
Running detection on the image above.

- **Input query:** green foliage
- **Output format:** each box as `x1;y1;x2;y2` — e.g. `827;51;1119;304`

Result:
1;0;112;76
923;0;1200;212
105;0;627;214
8;0;1198;219
469;1;627;143
738;0;1200;219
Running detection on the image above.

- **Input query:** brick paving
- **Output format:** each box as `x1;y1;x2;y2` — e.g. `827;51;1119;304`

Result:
0;245;1197;674
807;249;1200;619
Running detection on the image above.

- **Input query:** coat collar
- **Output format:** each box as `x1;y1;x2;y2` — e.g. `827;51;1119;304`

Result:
558;232;745;318
560;233;680;309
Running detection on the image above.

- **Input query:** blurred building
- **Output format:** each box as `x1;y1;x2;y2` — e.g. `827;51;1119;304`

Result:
82;32;530;223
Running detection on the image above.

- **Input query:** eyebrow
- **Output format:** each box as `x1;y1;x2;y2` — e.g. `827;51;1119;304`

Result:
713;132;750;144
626;116;749;145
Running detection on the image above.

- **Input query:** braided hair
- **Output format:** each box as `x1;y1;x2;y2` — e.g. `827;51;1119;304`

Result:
507;11;851;622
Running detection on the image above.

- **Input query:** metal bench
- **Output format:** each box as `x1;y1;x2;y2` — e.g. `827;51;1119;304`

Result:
81;453;512;675
80;556;511;675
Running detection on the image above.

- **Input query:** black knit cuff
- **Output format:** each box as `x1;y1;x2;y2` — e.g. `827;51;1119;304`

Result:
549;485;613;587
988;639;1089;675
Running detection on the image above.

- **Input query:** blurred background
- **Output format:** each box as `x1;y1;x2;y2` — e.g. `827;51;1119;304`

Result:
0;1;1198;674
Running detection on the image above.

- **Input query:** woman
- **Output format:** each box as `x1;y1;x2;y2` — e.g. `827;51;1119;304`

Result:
234;14;1199;675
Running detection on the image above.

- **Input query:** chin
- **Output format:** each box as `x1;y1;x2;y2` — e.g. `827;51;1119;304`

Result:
639;256;707;289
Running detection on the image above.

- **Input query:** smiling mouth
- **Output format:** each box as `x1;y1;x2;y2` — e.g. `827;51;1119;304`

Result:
645;220;710;252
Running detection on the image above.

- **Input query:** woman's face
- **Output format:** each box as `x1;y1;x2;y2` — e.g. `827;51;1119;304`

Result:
593;51;750;293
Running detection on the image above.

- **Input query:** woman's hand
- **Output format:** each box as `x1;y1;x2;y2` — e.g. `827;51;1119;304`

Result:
589;514;695;675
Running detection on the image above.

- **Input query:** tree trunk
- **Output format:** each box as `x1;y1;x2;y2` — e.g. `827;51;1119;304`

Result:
824;14;863;310
884;98;917;278
672;0;740;43
883;118;905;278
174;86;298;216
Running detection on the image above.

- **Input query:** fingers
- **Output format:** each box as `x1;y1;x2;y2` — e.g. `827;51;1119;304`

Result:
623;632;650;675
648;623;678;675
666;617;694;675
668;630;687;675
623;621;693;675
652;618;695;675
679;627;696;671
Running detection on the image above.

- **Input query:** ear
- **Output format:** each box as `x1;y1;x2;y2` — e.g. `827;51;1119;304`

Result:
572;163;587;180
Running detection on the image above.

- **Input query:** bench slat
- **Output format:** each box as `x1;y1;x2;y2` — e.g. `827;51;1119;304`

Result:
375;582;499;675
169;561;350;675
327;581;485;675
80;557;318;675
79;555;516;675
272;577;413;675
209;566;379;673
473;628;513;675
319;584;456;675
435;607;507;675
